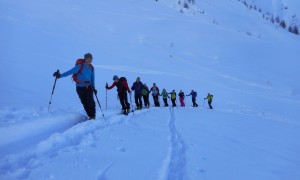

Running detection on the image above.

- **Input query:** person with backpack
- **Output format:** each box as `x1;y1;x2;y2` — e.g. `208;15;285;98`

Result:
149;83;160;107
52;53;96;120
106;75;131;115
204;93;214;109
178;90;185;107
168;90;177;107
141;83;150;108
186;90;198;107
131;77;145;110
160;88;170;107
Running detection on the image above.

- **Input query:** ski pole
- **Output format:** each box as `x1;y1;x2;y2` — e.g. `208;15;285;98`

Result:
48;70;59;111
106;82;108;110
129;93;134;115
91;86;106;123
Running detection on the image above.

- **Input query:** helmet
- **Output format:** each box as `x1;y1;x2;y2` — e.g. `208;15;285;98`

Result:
113;75;119;81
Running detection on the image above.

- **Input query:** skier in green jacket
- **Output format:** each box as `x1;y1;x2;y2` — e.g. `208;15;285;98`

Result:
168;90;177;107
204;93;213;109
160;89;170;107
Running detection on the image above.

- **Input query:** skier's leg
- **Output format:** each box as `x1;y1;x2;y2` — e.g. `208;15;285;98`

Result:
76;87;89;116
143;95;147;107
134;94;139;109
163;98;167;106
180;98;184;106
208;101;213;109
118;93;126;111
156;96;160;107
146;95;149;107
124;92;130;111
86;87;96;118
192;98;195;107
153;95;158;106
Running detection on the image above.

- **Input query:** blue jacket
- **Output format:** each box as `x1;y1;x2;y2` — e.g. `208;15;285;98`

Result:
131;81;144;95
187;91;197;98
60;64;95;88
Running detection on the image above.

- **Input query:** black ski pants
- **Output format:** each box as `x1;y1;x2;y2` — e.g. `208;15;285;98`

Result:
192;97;198;107
76;86;96;118
208;100;213;109
119;91;130;111
135;94;142;108
143;95;150;107
152;95;160;107
163;98;168;106
171;98;177;107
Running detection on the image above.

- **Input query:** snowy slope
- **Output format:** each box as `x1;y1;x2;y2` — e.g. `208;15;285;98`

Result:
0;0;300;179
242;0;300;25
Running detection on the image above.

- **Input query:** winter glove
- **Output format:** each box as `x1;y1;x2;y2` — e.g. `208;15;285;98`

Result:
53;71;61;78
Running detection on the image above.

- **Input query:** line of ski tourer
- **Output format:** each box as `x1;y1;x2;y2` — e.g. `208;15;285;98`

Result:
51;53;213;119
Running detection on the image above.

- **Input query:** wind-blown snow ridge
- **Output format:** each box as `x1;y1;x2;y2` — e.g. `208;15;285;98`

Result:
0;108;151;179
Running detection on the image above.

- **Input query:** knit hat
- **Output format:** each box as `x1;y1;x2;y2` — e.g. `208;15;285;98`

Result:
113;75;119;81
84;53;93;60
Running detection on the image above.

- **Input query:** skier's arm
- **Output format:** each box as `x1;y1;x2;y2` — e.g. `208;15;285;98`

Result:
91;71;95;88
204;95;209;99
107;82;116;90
131;83;135;91
60;65;81;78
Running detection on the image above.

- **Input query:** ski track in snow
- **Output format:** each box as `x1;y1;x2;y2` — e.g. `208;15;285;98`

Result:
164;108;187;180
0;108;152;179
97;162;115;180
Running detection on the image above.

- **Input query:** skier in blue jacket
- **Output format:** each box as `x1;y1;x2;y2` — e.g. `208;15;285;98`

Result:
131;77;145;110
53;53;97;120
186;90;198;107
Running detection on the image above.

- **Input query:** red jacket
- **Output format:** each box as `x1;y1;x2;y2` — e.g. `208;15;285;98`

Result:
107;81;131;93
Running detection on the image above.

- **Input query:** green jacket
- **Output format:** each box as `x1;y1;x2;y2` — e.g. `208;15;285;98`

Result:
205;94;213;102
160;90;169;98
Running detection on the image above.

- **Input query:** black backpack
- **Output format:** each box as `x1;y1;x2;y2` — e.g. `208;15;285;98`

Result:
117;77;128;92
119;77;127;83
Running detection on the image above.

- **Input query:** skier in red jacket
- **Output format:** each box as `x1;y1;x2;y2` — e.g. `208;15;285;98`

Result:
106;75;131;115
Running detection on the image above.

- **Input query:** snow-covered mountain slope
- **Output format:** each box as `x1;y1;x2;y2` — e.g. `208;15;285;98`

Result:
236;0;300;35
0;0;299;179
241;0;300;24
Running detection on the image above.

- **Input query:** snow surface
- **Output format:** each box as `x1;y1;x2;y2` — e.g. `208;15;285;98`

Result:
0;0;300;179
